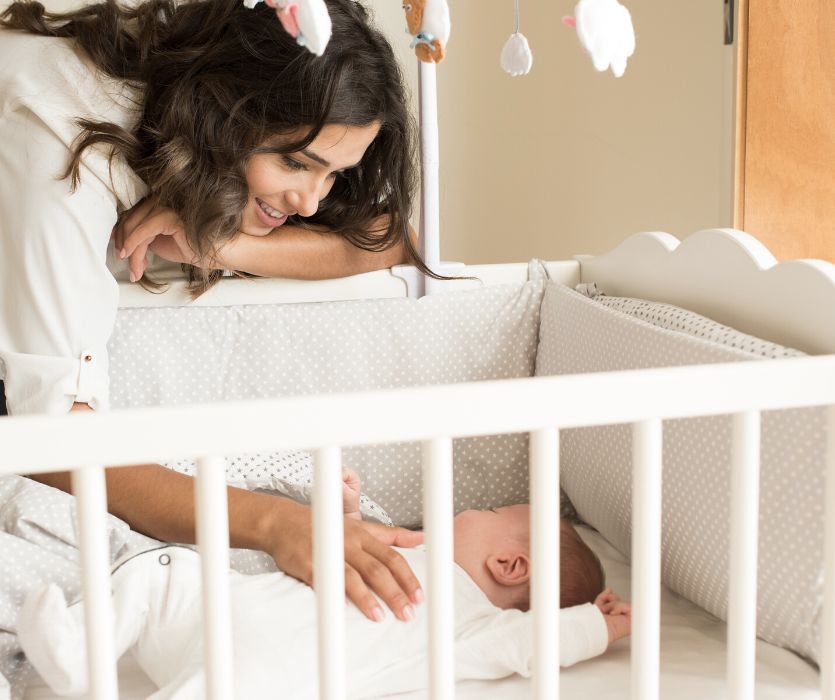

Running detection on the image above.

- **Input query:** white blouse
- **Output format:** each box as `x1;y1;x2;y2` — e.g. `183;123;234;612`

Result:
0;30;148;415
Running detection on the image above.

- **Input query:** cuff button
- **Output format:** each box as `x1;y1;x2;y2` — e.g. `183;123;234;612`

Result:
84;355;93;362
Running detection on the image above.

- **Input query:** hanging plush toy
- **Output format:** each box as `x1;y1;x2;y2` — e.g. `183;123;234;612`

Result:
500;0;533;76
243;0;333;56
562;0;635;77
402;0;451;64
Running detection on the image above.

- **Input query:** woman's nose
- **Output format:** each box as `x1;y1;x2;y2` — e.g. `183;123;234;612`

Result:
286;182;320;218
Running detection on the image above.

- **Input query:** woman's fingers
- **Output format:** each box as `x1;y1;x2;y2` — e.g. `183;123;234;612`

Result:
121;206;186;258
113;197;156;253
361;520;424;549
266;501;423;623
343;541;417;622
127;240;151;283
149;235;189;264
345;520;423;620
120;212;167;260
343;564;386;622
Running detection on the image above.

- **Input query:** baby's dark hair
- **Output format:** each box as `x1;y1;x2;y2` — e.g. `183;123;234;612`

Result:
515;518;605;611
559;520;605;608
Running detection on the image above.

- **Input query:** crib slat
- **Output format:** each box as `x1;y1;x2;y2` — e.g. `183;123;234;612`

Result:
823;405;835;700
727;411;761;700
195;456;235;700
423;437;454;700
631;419;663;700
71;466;119;699
530;428;560;700
313;447;346;700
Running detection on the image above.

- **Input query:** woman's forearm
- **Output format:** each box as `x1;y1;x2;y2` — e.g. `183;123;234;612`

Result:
29;462;295;550
219;224;409;279
26;402;290;549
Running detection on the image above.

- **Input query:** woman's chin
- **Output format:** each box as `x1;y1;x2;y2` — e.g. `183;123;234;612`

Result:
239;221;275;237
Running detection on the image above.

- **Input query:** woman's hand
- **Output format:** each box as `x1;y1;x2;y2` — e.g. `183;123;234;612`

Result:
265;497;424;622
112;197;201;280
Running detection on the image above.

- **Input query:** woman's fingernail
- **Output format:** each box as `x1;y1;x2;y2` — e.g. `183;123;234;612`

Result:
402;605;415;621
413;588;424;605
372;607;385;622
129;272;136;283
119;248;126;259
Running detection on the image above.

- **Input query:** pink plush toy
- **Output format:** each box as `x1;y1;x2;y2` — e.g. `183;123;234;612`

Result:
243;0;333;56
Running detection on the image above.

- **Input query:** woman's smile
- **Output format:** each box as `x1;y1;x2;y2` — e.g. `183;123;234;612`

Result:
254;197;289;228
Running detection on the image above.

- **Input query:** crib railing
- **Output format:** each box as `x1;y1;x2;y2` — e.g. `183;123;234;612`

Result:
2;356;835;700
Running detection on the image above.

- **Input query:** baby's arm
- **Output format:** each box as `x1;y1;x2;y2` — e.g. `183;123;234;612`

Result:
594;588;632;644
342;467;362;520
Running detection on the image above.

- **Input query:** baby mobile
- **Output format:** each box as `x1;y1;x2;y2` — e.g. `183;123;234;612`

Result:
502;0;637;78
240;0;635;80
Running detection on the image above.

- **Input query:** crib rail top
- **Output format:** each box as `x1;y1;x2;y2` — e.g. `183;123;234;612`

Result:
2;355;834;475
578;228;835;355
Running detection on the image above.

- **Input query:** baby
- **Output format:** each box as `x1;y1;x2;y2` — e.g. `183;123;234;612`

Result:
18;470;630;699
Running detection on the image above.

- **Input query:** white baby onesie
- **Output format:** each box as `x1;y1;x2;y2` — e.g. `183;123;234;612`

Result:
17;545;608;699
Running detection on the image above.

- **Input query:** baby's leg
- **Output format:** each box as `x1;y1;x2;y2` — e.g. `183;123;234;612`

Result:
16;548;176;697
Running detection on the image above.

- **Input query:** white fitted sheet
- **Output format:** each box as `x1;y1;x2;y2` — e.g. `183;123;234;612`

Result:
23;528;819;700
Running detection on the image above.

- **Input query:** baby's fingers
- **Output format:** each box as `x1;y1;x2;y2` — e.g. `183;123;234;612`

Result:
342;467;360;492
612;601;632;616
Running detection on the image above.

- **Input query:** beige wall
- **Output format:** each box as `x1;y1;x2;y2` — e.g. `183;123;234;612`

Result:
373;1;736;264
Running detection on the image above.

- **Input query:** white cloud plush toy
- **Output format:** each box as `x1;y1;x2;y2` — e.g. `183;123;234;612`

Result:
500;32;533;77
564;0;635;78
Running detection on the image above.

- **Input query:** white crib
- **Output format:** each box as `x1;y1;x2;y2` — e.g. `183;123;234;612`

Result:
2;228;834;700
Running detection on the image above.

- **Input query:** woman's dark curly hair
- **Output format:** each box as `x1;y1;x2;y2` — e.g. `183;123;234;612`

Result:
1;0;428;295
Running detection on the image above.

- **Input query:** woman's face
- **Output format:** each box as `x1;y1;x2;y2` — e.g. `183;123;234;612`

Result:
241;122;381;236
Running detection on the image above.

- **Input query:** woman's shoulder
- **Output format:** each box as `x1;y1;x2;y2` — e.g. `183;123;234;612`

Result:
0;31;77;90
0;29;140;125
0;29;147;209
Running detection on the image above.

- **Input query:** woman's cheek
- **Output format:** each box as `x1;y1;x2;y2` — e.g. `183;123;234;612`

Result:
320;178;336;200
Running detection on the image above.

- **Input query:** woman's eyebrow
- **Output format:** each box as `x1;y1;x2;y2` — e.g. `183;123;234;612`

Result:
300;148;360;170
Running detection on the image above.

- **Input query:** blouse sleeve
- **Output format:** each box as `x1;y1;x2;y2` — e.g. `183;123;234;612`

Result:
0;105;120;415
456;603;609;681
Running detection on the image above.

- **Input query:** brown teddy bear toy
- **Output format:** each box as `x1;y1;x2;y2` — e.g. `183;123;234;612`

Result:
402;0;450;63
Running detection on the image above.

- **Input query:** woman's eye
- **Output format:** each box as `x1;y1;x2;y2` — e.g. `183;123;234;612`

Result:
281;156;307;172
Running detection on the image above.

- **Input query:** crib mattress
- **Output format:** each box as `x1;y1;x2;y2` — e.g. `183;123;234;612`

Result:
22;528;819;700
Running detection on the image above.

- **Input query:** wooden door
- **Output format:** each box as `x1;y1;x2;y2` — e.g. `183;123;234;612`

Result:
735;0;835;262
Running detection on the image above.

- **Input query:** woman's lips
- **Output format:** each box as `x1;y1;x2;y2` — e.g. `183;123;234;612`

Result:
255;197;289;227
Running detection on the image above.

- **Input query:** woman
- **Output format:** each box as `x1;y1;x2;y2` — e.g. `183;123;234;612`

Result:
0;0;427;623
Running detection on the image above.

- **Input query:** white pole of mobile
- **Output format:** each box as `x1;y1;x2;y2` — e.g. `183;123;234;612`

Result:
419;60;440;297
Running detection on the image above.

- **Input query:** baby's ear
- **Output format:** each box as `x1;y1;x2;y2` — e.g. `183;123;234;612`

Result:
486;552;530;587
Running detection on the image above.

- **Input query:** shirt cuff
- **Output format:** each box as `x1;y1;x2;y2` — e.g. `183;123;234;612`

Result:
0;349;110;415
559;603;610;667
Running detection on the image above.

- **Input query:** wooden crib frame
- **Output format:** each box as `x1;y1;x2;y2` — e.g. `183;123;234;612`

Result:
1;229;834;700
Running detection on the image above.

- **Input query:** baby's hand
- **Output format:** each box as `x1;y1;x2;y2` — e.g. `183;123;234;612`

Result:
342;467;362;520
595;588;632;645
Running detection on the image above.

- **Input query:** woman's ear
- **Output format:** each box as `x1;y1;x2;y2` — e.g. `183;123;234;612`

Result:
485;552;530;587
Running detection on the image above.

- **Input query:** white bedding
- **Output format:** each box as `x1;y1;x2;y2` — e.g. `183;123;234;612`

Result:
22;528;819;700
